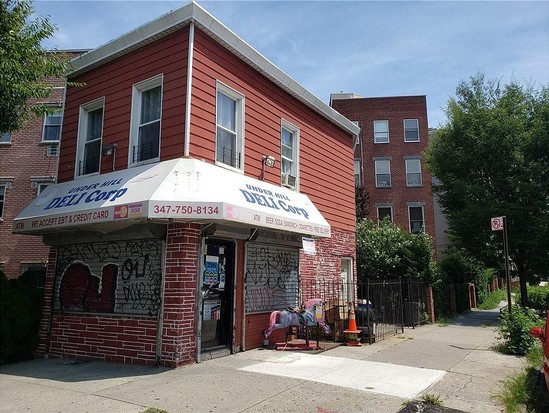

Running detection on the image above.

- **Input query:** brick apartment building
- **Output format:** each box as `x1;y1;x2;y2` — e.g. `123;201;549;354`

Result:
0;51;85;279
13;3;359;366
330;94;436;248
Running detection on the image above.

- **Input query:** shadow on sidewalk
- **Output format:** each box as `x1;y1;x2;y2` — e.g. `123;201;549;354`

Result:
0;357;168;382
446;308;503;328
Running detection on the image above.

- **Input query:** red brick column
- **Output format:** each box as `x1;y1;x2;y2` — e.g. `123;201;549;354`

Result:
425;286;435;323
160;223;200;367
35;248;57;358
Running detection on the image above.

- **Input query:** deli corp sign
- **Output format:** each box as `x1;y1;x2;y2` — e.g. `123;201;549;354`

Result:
42;178;127;211
239;184;310;219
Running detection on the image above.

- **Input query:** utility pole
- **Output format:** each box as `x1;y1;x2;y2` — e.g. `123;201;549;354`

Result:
491;216;512;314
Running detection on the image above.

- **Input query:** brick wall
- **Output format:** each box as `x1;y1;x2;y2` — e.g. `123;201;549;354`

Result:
331;96;437;254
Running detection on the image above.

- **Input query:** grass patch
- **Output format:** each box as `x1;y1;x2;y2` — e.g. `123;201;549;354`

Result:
496;343;549;412
140;409;170;413
420;393;443;406
478;289;507;310
436;317;450;326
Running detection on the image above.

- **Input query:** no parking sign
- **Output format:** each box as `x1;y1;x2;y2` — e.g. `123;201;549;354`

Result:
491;216;504;231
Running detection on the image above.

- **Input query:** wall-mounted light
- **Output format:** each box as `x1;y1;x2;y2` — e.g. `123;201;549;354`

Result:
263;155;276;168
102;143;118;156
261;155;276;181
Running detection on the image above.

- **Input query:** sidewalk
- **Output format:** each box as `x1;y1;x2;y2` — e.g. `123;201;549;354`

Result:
0;306;526;413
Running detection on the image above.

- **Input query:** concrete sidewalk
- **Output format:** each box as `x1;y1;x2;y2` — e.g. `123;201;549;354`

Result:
0;306;526;413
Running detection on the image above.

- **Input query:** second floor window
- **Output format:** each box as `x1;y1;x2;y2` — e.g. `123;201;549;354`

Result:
374;120;389;143
42;109;62;142
375;159;391;188
404;119;419;142
216;83;244;170
405;158;422;186
281;121;299;189
130;76;162;164
77;99;104;176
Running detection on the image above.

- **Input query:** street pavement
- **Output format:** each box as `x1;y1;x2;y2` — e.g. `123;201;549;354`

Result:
0;305;526;413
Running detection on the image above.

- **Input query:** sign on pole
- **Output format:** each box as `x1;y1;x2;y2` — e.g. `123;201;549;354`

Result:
491;216;504;231
492;216;512;315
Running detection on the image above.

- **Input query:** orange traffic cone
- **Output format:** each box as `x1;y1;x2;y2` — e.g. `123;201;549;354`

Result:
343;301;362;346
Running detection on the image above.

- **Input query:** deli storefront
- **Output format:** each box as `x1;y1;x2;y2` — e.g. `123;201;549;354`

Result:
13;158;331;366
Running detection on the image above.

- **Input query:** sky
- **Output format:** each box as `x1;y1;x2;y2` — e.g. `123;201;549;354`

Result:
32;0;549;127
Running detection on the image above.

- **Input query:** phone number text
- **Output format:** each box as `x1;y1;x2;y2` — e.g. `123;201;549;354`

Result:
153;204;220;215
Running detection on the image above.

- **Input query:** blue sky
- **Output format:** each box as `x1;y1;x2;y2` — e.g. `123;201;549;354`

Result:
33;0;549;127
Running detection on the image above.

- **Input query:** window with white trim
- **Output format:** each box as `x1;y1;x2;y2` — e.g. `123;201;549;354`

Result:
377;206;393;223
42;109;62;142
130;76;162;164
77;98;104;176
0;132;11;143
405;158;422;186
281;120;299;189
216;82;244;170
0;184;5;219
408;205;424;233
375;159;391;188
404;119;419;142
374;120;389;143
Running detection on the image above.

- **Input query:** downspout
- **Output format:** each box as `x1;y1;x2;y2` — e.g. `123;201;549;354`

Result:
184;21;195;158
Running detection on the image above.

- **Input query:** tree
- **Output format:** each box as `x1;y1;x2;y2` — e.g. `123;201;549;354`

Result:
356;218;439;284
0;0;71;134
425;73;549;306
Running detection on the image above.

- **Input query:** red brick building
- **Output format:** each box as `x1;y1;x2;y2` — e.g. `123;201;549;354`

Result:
13;3;359;366
330;94;436;246
0;51;85;279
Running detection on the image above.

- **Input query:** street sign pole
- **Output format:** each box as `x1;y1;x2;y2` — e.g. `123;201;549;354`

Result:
503;216;512;314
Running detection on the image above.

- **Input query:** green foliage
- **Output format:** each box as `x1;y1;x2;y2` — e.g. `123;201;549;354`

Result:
0;0;73;133
420;394;443;406
515;285;549;313
1;270;44;364
497;305;541;355
477;289;507;310
496;343;549;413
425;73;549;295
356;218;439;284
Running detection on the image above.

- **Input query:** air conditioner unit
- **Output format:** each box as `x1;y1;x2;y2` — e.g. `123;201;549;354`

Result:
281;173;296;187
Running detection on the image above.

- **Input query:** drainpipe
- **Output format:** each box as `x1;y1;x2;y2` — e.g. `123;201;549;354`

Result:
184;22;195;158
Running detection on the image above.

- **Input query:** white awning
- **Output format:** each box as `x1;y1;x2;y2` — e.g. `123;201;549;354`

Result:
13;158;331;238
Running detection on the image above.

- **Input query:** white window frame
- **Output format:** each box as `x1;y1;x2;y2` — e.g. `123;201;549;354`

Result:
280;119;299;190
129;75;163;166
405;158;423;187
0;184;6;220
408;205;425;233
404;119;419;142
0;132;11;144
42;108;63;142
374;120;389;143
377;205;393;223
76;98;105;177
375;159;391;188
215;82;245;172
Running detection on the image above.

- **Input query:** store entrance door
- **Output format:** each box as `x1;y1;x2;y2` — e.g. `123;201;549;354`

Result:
200;239;234;352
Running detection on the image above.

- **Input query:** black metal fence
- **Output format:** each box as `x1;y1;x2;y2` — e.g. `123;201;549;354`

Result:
300;278;427;344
